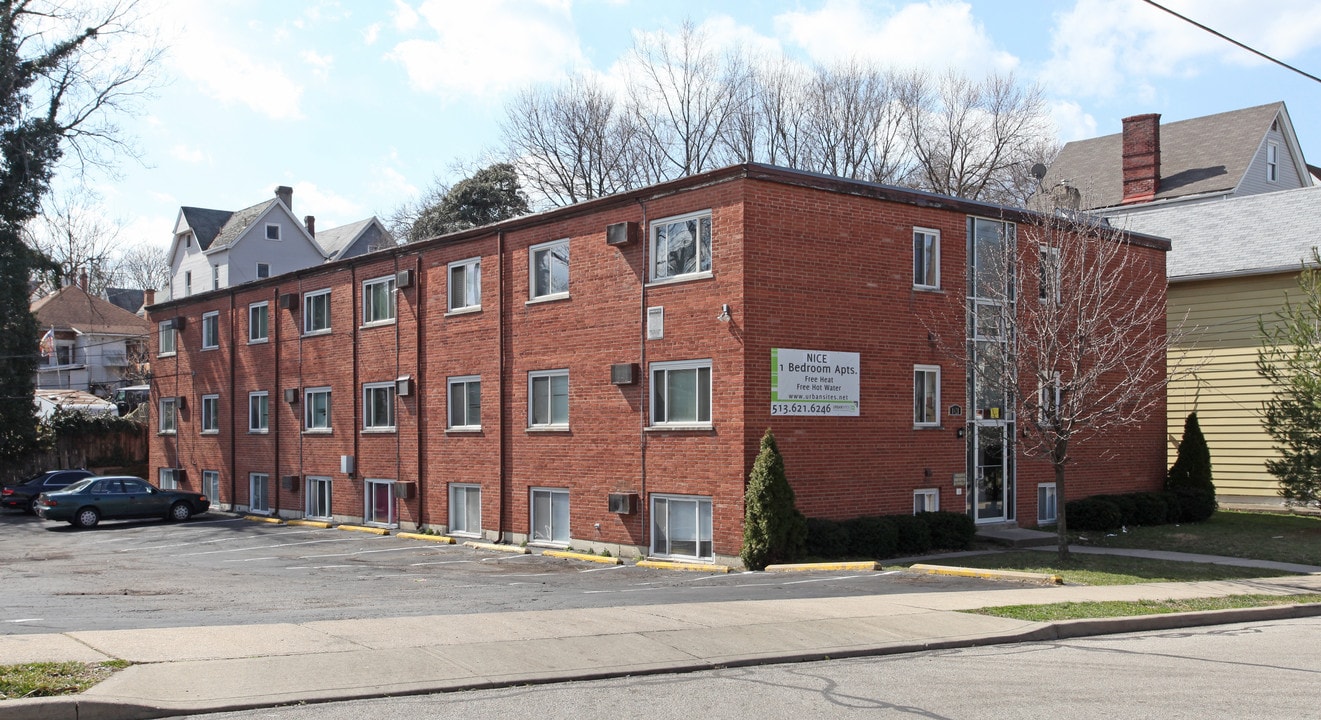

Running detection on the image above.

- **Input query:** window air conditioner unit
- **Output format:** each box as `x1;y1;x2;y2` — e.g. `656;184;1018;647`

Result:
171;317;186;331
606;221;638;247
340;455;355;475
284;388;299;403
608;492;638;515
395;481;416;500
396;269;413;288
610;363;637;386
176;396;187;409
280;475;300;491
279;293;297;310
396;376;413;396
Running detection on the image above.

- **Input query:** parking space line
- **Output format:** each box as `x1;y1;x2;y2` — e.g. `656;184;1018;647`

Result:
285;565;355;570
177;537;357;556
408;560;478;567
296;546;437;560
125;528;326;552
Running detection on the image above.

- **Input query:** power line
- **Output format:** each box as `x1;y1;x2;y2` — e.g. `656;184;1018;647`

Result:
1141;0;1321;85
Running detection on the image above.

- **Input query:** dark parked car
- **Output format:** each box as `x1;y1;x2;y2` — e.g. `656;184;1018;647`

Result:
1;469;96;513
36;476;209;528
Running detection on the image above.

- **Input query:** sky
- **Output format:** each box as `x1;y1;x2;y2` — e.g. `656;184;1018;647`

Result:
57;0;1321;256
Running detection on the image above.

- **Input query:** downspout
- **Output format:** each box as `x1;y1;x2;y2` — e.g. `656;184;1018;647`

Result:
351;265;361;520
228;290;238;510
497;230;507;543
393;255;403;523
414;254;427;529
636;200;649;555
272;286;280;516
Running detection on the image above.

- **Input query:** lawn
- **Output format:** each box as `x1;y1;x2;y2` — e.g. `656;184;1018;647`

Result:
970;594;1321;622
892;550;1296;585
1067;510;1321;566
0;661;127;700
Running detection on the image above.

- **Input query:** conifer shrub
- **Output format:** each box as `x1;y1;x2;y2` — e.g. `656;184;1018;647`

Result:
1130;492;1169;526
1166;412;1217;522
805;518;849;558
844;516;898;559
921;511;976;550
1065;497;1123;531
740;430;807;570
889;514;933;555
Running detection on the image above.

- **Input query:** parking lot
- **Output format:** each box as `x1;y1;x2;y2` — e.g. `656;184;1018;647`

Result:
1;510;1014;635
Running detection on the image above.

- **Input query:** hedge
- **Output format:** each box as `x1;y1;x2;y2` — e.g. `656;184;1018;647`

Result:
804;511;974;561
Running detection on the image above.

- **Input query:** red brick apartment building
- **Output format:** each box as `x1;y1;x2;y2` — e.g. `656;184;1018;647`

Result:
147;164;1169;564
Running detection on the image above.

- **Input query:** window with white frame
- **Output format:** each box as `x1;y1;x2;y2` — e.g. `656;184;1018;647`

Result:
303;289;331;335
449;484;481;536
159;397;177;434
250;473;270;513
913;228;940;289
265;223;281;241
913;488;939;514
363;382;396;431
1039;245;1060;303
200;394;220;434
651;495;713;560
184;271;192;296
249;302;269;343
651;360;711;426
530;239;569;300
528;370;568;428
201;311;219;350
306;476;332;519
1038;372;1062;426
1266;142;1279;183
530;488;569;544
1038;482;1058;523
158;467;179;490
202;470;220;503
448;376;481;429
363;275;396;325
212;265;220;290
448;257;481;311
365;479;396;526
249;391;269;433
914;365;940;427
650;210;711;282
304;387;331;431
256;262;271;279
159;322;177;356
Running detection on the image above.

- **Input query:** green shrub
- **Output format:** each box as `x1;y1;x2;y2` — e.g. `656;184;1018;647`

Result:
1166;412;1217;522
921;511;975;550
1066;497;1123;531
740;430;807;570
1093;494;1139;526
843;516;898;559
1130;492;1168;526
805;518;849;558
1160;491;1183;524
889;514;933;555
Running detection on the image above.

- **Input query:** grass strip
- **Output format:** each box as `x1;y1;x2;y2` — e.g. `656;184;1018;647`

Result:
0;660;128;700
892;551;1298;585
966;593;1321;622
1068;510;1321;566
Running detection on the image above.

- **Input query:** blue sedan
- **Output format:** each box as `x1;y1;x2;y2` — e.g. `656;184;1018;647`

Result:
36;476;210;529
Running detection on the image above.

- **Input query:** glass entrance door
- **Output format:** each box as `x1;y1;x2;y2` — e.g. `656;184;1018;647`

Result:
970;422;1013;523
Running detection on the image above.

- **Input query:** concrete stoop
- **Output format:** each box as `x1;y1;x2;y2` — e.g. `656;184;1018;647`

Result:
975;525;1057;548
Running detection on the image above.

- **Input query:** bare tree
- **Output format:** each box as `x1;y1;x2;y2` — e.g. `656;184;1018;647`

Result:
802;62;905;183
112;242;170;292
24;190;124;295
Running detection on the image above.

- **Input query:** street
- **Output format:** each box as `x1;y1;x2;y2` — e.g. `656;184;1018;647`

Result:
192;618;1321;720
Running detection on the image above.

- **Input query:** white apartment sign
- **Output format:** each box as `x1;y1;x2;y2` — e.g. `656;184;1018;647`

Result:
770;348;860;416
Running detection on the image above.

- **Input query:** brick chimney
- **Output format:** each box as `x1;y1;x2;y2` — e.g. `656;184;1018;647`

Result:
275;185;293;211
304;215;316;237
1121;113;1160;204
79;270;88;291
144;289;156;307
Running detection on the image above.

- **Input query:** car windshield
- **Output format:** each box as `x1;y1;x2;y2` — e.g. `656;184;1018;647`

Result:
60;478;98;493
19;473;51;487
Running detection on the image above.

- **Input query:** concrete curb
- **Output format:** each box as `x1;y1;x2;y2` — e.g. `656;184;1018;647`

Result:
909;563;1063;585
396;532;456;544
765;561;879;572
462;541;530;554
242;515;282;524
636;560;732;573
285;520;332;529
336;525;389;536
540;549;623;565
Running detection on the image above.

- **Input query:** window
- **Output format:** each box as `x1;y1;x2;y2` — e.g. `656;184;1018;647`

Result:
307;476;332;520
1039;245;1060;302
159;322;177;356
528;370;569;428
200;394;219;434
201;311;219;350
158;468;179;491
54;342;74;366
250;473;270;513
1038;373;1062;426
249;391;269;433
913;228;940;289
202;470;220;504
651;360;711;426
303;289;331;334
448;376;481;429
1266;142;1279;183
449;484;481;537
304;387;331;432
362;275;397;325
530;239;569;300
650;210;711;282
265;223;281;241
914;488;939;514
530;488;569;544
256;262;271;279
1038;483;1058;524
212;265;220;290
365;479;397;526
249;302;269;343
363;382;396;431
914;365;940;427
651;495;712;559
448;257;481;311
184;271;193;297
159;397;177;434
182;232;192;248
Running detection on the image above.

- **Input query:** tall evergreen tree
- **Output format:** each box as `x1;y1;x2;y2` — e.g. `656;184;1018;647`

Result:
407;163;530;242
1165;412;1216;522
740;429;806;570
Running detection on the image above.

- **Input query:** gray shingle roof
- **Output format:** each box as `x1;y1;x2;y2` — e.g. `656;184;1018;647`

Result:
1041;102;1285;210
1107;185;1321;280
179;207;233;250
316;217;375;260
208;199;277;251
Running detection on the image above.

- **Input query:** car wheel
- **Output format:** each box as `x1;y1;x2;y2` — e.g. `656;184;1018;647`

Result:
72;507;99;529
168;502;192;522
27;497;40;514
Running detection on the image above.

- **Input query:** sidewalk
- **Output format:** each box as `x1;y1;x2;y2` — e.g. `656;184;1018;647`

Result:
3;553;1321;720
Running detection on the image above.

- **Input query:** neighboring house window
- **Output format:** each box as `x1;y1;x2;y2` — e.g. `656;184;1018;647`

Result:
1038;483;1058;523
448;376;481;429
650;210;711;282
158;468;179;491
363;382;396;431
530;488;569;544
212;265;220;290
201;311;220;350
914;488;939;514
250;473;270;513
363;275;397;325
202;470;220;503
200;394;219;434
249;302;269;343
651;360;711;426
306;476;332;520
449;484;481;537
249;391;269;433
304;289;331;334
913;228;940;289
528;370;569;428
1039;245;1061;303
265;223;281;241
530;239;570;300
448;257;481;311
651;495;712;560
1266;142;1279;183
159;322;177;356
184;271;192;296
54;342;75;366
182;232;192;248
914;365;940;427
304;387;331;432
256;262;271;279
159;397;177;434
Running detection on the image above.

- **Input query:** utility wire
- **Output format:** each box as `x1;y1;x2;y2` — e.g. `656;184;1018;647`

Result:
1142;0;1321;85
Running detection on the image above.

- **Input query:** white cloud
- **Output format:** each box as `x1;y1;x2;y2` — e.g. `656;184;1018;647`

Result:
773;0;1018;75
386;0;585;98
392;0;420;31
293;182;367;227
1047;100;1098;144
170;145;210;164
363;22;382;45
301;49;334;81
